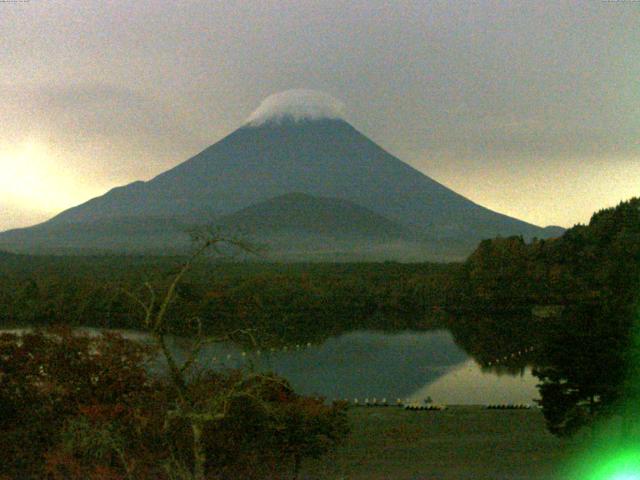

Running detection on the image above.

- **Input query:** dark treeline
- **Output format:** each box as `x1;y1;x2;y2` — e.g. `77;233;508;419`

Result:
448;197;640;358
451;198;640;436
455;198;640;311
0;256;459;346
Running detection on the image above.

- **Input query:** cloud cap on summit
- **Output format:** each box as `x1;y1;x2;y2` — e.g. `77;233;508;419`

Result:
245;90;347;126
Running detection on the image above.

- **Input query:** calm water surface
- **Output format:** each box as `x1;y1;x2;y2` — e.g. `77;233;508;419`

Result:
2;328;539;405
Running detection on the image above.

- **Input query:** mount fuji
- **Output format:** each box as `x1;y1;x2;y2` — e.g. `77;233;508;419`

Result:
0;90;563;260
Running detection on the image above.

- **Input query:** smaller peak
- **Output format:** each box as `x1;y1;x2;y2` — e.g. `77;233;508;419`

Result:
244;89;346;126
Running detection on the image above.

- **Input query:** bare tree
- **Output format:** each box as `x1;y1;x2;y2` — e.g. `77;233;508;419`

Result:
126;233;271;480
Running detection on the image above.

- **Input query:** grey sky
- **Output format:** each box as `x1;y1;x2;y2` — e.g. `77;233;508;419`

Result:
1;0;638;231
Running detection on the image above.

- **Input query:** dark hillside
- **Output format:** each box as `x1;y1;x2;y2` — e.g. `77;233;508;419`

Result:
218;192;412;239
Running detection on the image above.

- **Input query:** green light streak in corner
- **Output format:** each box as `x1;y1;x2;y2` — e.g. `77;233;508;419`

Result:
576;447;640;480
565;300;640;480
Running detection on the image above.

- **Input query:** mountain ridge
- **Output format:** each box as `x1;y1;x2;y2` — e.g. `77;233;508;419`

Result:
0;117;563;260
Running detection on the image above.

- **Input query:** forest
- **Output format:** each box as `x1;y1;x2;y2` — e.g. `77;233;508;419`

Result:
452;198;640;436
0;257;458;346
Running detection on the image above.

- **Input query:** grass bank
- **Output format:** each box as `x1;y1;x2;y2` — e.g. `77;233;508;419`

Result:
302;406;581;480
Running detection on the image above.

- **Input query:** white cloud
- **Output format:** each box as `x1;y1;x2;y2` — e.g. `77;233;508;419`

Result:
245;89;346;126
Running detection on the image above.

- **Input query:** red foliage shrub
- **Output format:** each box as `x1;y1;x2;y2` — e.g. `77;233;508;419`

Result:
0;328;159;479
0;328;349;479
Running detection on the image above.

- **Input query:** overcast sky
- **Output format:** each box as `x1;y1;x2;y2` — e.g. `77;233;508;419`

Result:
1;0;638;231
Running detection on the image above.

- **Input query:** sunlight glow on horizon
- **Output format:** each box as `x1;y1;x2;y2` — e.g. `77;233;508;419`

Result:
418;153;640;229
0;141;103;225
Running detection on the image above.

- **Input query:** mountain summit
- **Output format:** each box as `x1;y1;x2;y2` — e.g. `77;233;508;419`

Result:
0;90;562;260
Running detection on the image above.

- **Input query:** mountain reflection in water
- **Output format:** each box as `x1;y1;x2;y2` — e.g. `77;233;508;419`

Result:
407;360;538;405
167;330;537;404
1;328;539;404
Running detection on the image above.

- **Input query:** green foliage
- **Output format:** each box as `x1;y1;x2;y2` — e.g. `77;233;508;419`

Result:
457;236;535;307
533;199;640;436
0;258;458;346
456;197;640;436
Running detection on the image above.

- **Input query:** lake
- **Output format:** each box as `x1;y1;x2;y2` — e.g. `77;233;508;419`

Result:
1;327;540;405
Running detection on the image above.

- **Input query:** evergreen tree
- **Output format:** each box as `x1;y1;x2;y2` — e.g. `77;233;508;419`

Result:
533;198;640;436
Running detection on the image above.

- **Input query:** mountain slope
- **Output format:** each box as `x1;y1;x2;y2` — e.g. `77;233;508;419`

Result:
0;112;562;259
45;119;543;240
